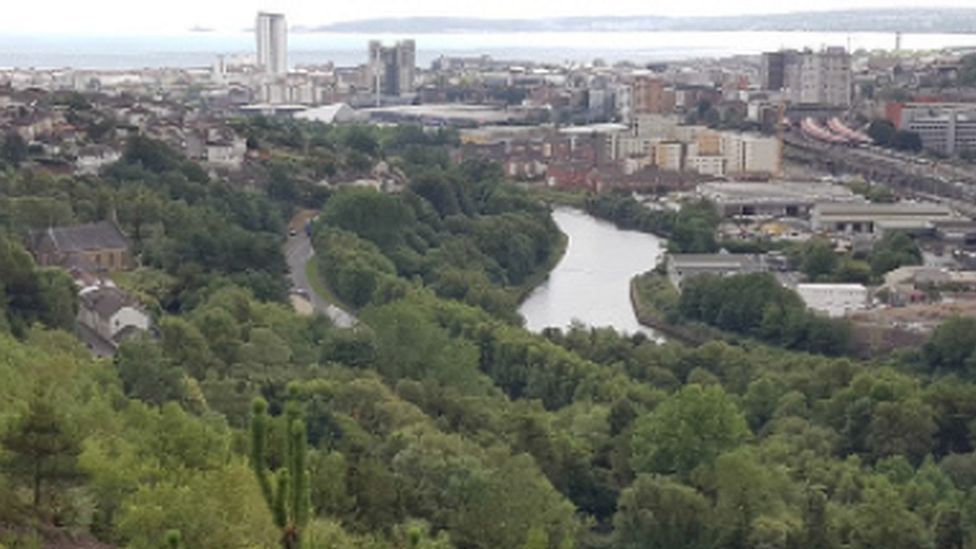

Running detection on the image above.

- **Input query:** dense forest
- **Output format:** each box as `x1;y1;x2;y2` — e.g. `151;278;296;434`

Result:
3;118;976;548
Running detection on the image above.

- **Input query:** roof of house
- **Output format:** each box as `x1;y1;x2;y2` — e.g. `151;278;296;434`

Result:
80;286;137;319
41;221;129;253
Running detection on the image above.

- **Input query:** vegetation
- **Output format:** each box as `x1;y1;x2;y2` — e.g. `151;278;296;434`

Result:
4;113;976;549
790;233;921;284
583;192;720;253
678;273;852;355
867;119;924;153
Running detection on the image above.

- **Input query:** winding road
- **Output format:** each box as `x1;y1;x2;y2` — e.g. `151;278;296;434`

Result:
284;218;356;328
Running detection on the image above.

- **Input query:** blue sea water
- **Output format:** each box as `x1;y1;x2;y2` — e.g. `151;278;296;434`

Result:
1;31;975;70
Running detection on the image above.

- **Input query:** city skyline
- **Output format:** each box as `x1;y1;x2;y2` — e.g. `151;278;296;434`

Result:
4;1;976;34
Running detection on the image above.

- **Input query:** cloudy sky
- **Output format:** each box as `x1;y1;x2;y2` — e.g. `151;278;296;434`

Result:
3;0;975;34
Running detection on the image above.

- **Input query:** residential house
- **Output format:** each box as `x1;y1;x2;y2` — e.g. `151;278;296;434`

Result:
77;286;151;350
75;144;121;175
31;221;131;271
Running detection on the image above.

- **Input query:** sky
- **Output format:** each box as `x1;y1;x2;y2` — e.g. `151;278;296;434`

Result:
3;0;976;35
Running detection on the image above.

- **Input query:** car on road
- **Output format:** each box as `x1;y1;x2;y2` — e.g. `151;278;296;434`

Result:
290;287;310;299
289;228;297;237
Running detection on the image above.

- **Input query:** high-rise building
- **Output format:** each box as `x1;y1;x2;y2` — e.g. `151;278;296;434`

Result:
368;40;416;99
256;12;287;76
632;77;674;115
761;48;850;107
760;52;787;91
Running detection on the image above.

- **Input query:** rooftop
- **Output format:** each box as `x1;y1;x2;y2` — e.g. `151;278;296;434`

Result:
42;221;129;253
699;181;862;206
668;253;760;268
79;286;137;319
814;202;954;216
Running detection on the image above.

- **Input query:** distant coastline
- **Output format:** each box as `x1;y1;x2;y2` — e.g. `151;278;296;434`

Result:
299;8;976;35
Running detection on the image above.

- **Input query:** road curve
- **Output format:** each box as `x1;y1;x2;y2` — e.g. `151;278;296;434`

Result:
284;230;357;328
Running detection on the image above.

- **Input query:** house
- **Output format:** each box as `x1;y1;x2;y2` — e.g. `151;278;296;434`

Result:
31;221;131;271
75;144;121;175
77;286;151;350
666;253;766;288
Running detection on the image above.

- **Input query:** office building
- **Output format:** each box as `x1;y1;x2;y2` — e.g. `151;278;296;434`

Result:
256;12;287;76
368;40;417;98
889;103;976;156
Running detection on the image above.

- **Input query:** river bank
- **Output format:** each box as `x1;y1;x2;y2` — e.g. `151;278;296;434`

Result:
628;271;728;346
519;207;664;336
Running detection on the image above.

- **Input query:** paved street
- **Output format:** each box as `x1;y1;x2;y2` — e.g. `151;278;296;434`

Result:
284;228;356;328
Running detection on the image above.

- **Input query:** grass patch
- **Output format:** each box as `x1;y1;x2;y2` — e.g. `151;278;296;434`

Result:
305;258;353;313
526;187;589;208
631;271;680;321
514;230;569;302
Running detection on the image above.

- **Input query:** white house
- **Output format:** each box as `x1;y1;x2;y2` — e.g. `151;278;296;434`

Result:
796;283;869;318
206;137;247;169
75;145;121;175
77;286;151;348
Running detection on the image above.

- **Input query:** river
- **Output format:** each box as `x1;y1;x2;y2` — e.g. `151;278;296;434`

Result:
519;207;664;337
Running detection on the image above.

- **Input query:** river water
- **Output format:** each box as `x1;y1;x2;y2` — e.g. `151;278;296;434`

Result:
519;208;664;337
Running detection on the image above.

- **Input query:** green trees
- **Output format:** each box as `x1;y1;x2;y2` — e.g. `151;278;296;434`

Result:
0;235;77;336
631;384;749;477
115;335;187;406
867;120;924;152
677;273;851;355
669;199;720;254
613;475;711;549
870;231;922;277
1;132;28;167
584;193;719;253
924;316;976;376
867;119;897;146
1;393;83;508
800;238;839;281
249;397;311;549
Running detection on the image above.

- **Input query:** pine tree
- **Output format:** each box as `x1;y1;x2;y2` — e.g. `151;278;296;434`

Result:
249;397;311;549
1;393;83;509
801;485;831;549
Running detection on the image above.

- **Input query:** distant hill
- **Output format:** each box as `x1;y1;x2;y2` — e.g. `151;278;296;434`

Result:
301;8;976;34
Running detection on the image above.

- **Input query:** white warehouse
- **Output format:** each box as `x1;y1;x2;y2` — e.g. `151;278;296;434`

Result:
796;283;869;318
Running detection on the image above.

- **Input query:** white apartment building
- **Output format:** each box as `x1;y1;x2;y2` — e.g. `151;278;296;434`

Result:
256;12;287;76
786;47;851;107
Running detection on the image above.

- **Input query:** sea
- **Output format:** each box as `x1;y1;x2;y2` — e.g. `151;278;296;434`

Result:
2;31;976;70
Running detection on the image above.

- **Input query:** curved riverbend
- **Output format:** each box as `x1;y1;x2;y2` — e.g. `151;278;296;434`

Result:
520;207;665;337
